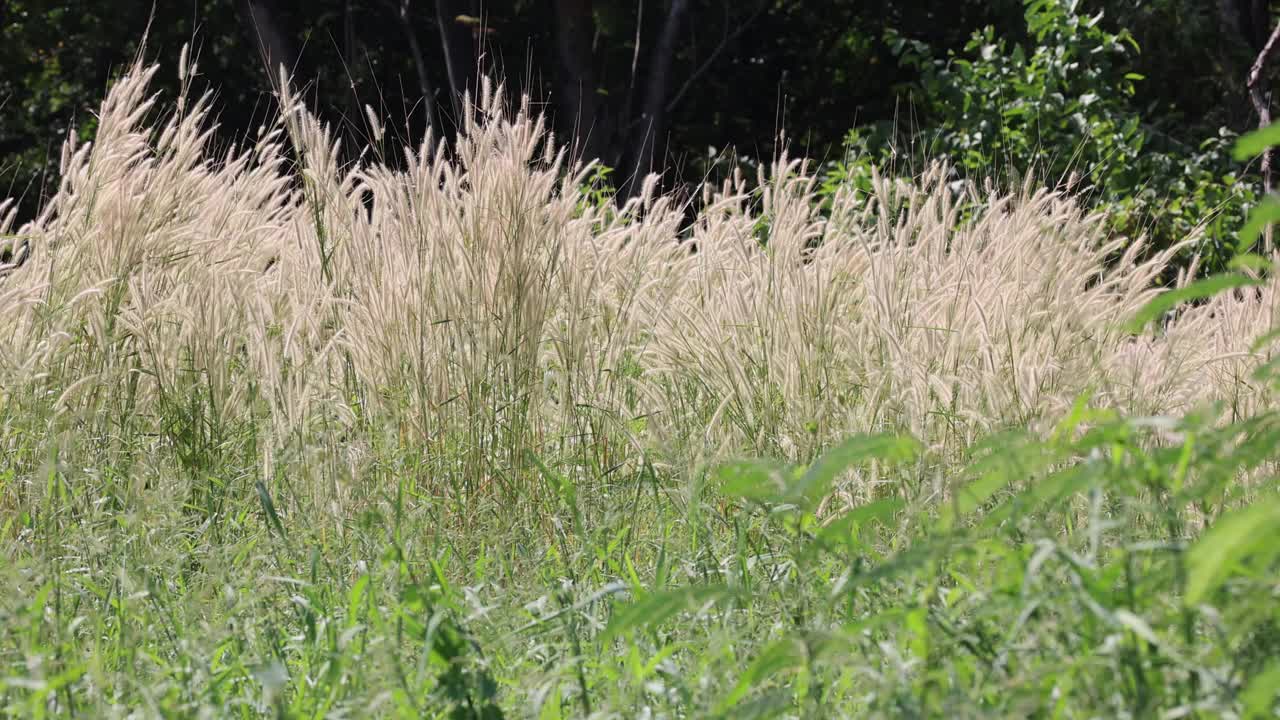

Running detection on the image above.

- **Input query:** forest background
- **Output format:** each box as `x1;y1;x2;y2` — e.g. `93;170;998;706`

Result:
4;0;1280;273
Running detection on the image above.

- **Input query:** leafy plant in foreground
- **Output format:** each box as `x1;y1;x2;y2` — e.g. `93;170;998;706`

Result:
603;313;1280;716
694;408;1275;714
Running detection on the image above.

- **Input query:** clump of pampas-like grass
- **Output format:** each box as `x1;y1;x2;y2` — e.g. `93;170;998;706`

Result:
0;55;1275;505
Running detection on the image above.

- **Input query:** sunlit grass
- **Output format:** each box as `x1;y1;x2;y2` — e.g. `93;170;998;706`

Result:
0;56;1277;718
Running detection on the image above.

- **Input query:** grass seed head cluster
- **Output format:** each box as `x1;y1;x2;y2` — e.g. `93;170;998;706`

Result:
0;59;1275;495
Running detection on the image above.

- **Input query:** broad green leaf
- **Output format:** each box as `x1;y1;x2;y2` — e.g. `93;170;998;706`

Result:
905;605;929;660
937;467;1015;531
1243;659;1280;719
941;434;1057;532
527;450;574;508
717;458;792;503
256;480;289;542
848;539;948;588
1234;122;1280;161
786;434;921;508
347;574;370;626
1239;196;1280;254
1228;252;1275;273
717;636;806;712
1253;354;1280;385
1049;392;1094;444
815;498;904;549
1113;609;1187;665
981;461;1101;529
715;689;792;720
1126;273;1263;333
843;606;910;635
601;585;735;643
1186;495;1280;605
1249;326;1280;354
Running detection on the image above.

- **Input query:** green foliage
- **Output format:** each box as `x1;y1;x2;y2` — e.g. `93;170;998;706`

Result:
662;395;1280;715
825;0;1260;276
572;162;620;224
1125;270;1266;333
894;0;1145;175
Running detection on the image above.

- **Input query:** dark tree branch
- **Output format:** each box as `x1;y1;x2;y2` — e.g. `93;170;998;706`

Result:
1248;18;1280;253
554;0;602;160
1248;22;1280;89
623;0;691;199
342;0;366;140
617;0;645;167
435;0;479;123
664;0;769;116
383;0;438;134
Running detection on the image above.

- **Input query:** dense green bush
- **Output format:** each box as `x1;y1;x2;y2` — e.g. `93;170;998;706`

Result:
823;0;1260;276
696;392;1280;716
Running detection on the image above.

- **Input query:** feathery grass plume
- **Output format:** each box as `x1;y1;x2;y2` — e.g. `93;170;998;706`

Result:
642;160;1197;466
336;79;598;486
0;57;332;510
0;57;1275;507
1110;266;1280;422
0;61;278;410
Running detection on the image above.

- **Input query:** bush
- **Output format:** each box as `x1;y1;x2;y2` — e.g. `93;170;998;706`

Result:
824;0;1259;276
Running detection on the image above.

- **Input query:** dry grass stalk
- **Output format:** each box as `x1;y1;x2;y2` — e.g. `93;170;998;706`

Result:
0;59;1275;499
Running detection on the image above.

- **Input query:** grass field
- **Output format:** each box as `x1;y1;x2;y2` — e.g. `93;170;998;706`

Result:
1;60;1279;718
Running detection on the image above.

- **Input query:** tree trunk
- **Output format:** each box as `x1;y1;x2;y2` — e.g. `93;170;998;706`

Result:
343;0;367;142
622;0;690;199
386;0;439;135
1227;0;1279;253
553;0;605;162
1218;0;1269;49
244;0;297;92
435;0;479;123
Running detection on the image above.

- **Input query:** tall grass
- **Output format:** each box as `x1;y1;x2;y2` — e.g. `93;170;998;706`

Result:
1;57;1277;717
1;59;1274;478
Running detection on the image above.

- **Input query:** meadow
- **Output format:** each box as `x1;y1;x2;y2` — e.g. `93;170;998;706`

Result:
1;59;1278;718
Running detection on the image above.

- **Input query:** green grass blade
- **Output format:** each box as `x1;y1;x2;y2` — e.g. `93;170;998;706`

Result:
600;585;736;644
1185;495;1280;605
786;434;921;508
1233;122;1280;161
1127;273;1263;334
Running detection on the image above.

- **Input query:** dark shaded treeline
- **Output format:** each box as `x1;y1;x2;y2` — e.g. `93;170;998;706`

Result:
0;0;1274;223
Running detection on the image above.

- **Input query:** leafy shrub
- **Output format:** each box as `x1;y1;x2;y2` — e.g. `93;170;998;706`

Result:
824;0;1259;276
676;388;1280;716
